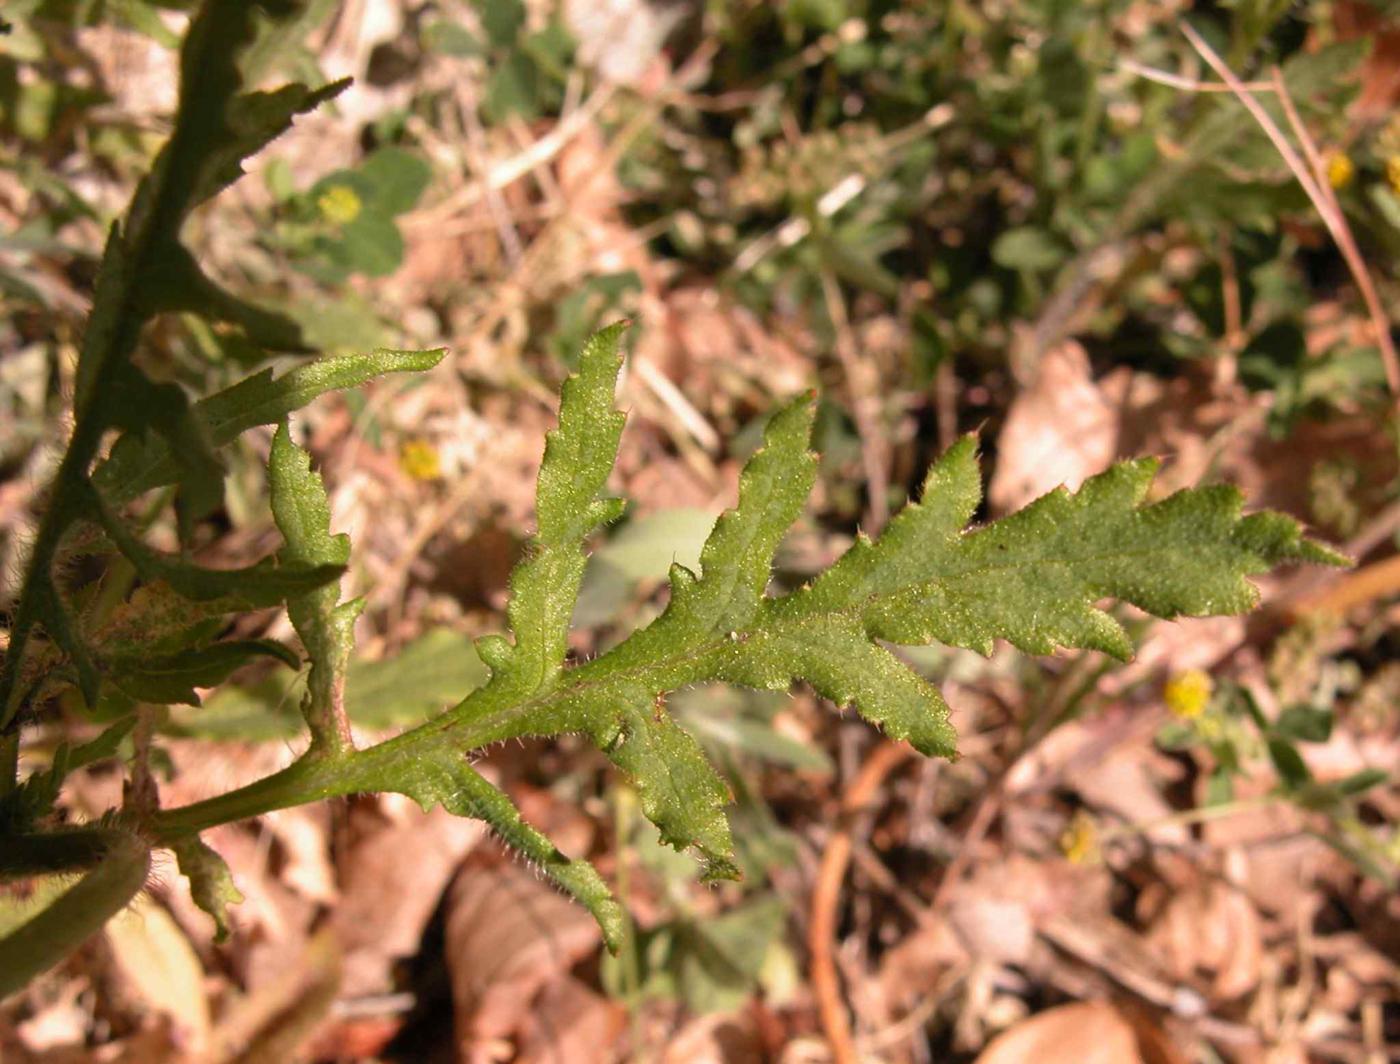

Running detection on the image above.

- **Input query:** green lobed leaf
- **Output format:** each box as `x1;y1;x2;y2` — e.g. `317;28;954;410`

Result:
105;364;226;543
717;618;958;758
490;321;628;696
66;718;138;773
88;486;343;607
0;719;136;831
170;834;243;942
91;582;248;660
396;749;624;951
458;369;1341;884
570;396;820;874
437;331;1340;911
0;0;364;725
146;325;1346;957
269;423;362;753
143;242;308;351
664;397;818;637
94;347;446;505
108;639;298;707
790;436;1345;659
602;695;737;881
186;78;350;210
75;5;345;412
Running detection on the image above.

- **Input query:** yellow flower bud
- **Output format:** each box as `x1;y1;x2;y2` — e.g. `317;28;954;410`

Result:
1387;155;1400;197
1164;668;1213;719
317;184;362;224
1059;809;1100;866
1325;151;1354;190
399;439;442;482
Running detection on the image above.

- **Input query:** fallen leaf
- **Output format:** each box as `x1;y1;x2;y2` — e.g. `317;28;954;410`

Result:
263;808;337;906
988;341;1121;515
662;1009;766;1064
1145;881;1263;1000
104;894;210;1055
973;1001;1186;1064
1004;715;1187;845
206;929;342;1064
334;799;486;996
566;0;678;86
445;855;604;1064
516;975;625;1064
13;978;90;1054
949;897;1037;968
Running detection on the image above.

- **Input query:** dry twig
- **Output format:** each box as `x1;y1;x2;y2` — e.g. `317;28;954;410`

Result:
809;741;915;1064
820;270;891;532
1179;23;1400;403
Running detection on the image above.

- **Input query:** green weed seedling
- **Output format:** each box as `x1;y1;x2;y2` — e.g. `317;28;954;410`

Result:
0;0;1346;997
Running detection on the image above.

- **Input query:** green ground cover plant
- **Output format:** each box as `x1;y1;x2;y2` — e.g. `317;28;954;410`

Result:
0;0;1348;1001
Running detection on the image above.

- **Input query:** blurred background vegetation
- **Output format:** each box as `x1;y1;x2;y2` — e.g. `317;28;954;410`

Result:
1;1;1398;1061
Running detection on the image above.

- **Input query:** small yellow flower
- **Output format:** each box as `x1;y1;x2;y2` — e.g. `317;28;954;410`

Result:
399;439;441;482
1060;810;1100;866
1387;155;1400;197
1164;669;1213;719
1325;151;1355;190
317;184;362;224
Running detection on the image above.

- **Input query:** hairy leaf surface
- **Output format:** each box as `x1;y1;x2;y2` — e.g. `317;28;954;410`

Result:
361;326;1342;945
270;424;363;753
143;325;1346;957
94;347;445;504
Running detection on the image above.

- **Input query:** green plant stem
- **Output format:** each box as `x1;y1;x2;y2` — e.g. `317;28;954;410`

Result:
0;489;99;732
0;826;125;877
0;827;150;999
0;0;280;735
151;633;736;837
612;784;645;1063
0;734;16;797
1100;794;1280;844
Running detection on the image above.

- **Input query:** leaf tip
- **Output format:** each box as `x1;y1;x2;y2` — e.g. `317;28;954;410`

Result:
699;855;743;883
475;634;513;673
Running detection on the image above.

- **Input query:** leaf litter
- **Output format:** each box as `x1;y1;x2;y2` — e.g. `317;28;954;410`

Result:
3;2;1399;1062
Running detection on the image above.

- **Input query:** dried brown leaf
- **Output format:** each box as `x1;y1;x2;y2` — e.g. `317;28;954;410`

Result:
334;798;486;996
988;341;1121;515
1146;882;1263;1001
104;895;211;1054
445;856;604;1064
516;976;624;1064
973;1001;1186;1064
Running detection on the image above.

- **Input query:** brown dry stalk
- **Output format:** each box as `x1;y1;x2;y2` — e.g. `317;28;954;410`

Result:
820;269;891;532
809;740;915;1064
1289;552;1400;616
1180;23;1400;404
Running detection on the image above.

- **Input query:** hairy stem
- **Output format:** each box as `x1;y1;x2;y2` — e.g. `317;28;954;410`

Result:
0;0;283;735
152;629;739;838
0;827;126;877
0;827;150;999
